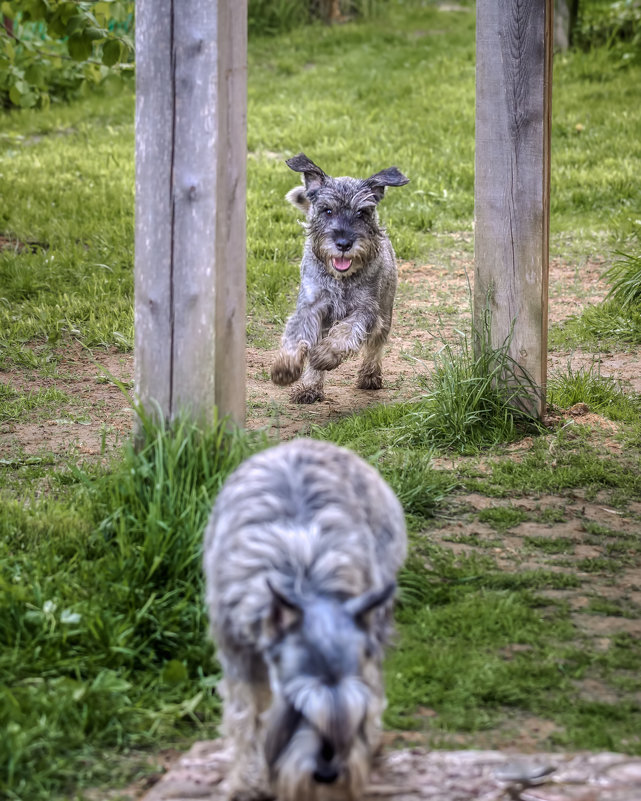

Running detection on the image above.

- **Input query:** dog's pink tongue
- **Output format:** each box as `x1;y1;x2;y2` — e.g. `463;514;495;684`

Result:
332;256;352;272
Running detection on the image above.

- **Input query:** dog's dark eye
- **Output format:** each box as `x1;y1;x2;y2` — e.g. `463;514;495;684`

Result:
324;208;333;216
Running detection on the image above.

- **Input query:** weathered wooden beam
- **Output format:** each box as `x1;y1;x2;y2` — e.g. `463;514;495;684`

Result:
474;0;553;417
135;0;247;431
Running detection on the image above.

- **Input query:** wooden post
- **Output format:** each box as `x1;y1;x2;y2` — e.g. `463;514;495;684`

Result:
135;0;247;431
474;0;553;417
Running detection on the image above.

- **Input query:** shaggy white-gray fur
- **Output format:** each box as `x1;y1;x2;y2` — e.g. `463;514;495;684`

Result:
203;439;407;801
271;154;409;404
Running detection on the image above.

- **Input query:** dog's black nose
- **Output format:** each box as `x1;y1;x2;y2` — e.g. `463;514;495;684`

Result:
313;739;338;783
335;236;353;253
313;764;339;784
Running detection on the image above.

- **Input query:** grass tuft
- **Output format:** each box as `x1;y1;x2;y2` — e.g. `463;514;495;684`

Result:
399;313;543;453
548;362;641;423
603;248;641;309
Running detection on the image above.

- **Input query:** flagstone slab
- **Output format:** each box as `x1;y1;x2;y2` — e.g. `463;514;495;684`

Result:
141;740;641;801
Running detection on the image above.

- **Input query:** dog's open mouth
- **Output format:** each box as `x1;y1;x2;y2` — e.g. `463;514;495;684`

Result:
331;256;352;272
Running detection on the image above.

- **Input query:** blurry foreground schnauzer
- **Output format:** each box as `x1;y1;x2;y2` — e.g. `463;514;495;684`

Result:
203;439;407;801
271;153;409;404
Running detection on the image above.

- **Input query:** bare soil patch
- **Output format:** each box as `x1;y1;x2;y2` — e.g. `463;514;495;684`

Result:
2;254;638;461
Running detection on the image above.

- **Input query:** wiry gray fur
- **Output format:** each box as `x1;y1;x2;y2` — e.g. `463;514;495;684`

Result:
203;439;407;801
271;154;409;404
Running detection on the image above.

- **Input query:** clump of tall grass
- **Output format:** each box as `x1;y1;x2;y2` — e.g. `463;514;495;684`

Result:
603;248;641;309
551;229;641;349
399;313;542;453
548;362;641;423
0;412;260;801
318;312;542;466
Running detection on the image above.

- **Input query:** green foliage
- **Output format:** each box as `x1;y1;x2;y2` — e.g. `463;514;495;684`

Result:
316;315;543;457
312;406;454;518
386;551;581;735
551;298;641;349
477;505;528;532
248;0;388;36
465;430;641;498
0;412;258;800
0;381;69;422
0;92;135;352
574;0;641;60
249;0;310;36
1;0;134;109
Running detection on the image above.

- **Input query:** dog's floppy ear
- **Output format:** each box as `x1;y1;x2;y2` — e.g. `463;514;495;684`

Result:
344;582;396;626
266;578;302;636
285;185;311;212
365;167;409;203
286;153;328;195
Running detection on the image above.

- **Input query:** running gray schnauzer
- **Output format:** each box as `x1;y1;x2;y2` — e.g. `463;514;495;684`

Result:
203;438;407;801
271;154;409;403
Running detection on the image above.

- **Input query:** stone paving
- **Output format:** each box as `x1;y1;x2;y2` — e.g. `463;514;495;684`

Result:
141;740;641;801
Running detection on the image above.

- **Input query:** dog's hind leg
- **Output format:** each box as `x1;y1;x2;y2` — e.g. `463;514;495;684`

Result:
290;365;325;404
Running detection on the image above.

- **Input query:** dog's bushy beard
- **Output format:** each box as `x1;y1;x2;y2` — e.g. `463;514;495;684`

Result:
264;676;372;801
312;233;380;278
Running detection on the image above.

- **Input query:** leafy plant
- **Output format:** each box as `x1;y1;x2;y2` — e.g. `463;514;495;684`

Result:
574;0;641;58
248;0;387;35
1;0;134;108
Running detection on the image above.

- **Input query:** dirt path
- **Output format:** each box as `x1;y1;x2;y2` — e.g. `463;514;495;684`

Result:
1;254;640;461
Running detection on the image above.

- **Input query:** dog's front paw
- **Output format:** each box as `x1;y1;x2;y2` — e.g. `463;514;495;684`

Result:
357;373;383;390
290;385;325;404
357;364;383;390
309;341;345;372
271;347;306;386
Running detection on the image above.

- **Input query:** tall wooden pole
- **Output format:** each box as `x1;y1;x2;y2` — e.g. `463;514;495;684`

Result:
135;0;247;431
474;0;553;417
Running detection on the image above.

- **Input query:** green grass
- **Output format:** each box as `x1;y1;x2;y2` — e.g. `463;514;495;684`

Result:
386;546;640;751
2;0;641;350
2;2;641;797
478;505;528;532
604;246;641;309
548;362;641;421
315;317;543;456
463;428;641;499
0;413;259;800
0;382;70;423
550;226;641;350
550;299;641;350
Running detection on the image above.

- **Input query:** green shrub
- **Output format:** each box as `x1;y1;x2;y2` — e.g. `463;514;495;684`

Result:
574;0;641;59
1;1;134;109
